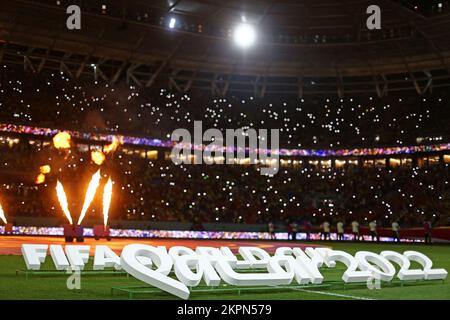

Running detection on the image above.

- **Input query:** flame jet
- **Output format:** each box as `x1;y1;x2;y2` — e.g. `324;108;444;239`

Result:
103;178;113;226
77;170;101;225
56;181;73;225
0;202;7;224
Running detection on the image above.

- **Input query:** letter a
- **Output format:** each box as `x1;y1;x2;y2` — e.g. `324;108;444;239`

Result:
366;5;381;30
66;268;81;290
66;5;81;30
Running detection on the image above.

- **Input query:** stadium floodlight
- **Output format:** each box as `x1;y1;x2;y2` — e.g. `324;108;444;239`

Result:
233;23;256;48
169;17;177;29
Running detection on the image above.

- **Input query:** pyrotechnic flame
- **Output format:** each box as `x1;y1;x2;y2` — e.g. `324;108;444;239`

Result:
53;132;71;150
36;165;51;184
0;202;7;224
56;181;73;225
77;170;101;225
91;151;106;165
104;136;123;154
103;178;113;226
40;165;51;174
35;173;46;184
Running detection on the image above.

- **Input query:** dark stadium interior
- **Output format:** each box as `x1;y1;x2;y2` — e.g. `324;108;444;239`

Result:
0;0;449;238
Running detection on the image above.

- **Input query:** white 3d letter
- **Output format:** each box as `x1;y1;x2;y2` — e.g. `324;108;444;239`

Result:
168;246;197;263
214;258;292;286
238;247;271;268
275;248;318;284
93;245;121;270
326;250;372;283
403;251;448;280
305;247;336;268
174;255;203;287
120;244;190;300
65;245;90;270
292;248;324;284
355;251;395;282
221;247;251;269
380;251;424;281
21;244;48;270
50;245;70;270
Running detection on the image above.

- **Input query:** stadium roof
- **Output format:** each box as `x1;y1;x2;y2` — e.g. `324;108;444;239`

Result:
0;0;450;96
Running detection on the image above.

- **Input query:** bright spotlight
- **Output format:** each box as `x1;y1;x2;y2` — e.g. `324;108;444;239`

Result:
169;17;176;29
233;24;256;48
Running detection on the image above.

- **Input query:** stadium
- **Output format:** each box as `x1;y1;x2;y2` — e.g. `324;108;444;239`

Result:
0;0;449;303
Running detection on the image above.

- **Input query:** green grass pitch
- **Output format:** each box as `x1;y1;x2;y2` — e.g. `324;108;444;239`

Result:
0;241;449;300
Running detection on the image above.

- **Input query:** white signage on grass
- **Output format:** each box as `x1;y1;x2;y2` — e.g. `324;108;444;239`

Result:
21;244;448;299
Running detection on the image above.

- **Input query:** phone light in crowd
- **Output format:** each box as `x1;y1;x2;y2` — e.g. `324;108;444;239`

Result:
233;23;257;48
169;17;177;29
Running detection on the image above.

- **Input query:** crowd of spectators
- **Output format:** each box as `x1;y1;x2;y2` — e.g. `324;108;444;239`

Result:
0;67;449;230
1;66;449;150
0;139;448;229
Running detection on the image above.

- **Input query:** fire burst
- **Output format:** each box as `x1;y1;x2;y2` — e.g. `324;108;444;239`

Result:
77;170;101;225
36;164;52;184
103;178;113;226
40;165;51;174
56;181;73;225
91;151;106;165
53;132;71;150
35;173;46;185
104;136;123;154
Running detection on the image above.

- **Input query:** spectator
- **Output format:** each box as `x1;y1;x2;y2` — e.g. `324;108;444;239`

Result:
392;220;400;242
369;220;379;242
351;220;360;241
291;221;298;240
268;221;275;240
287;221;293;240
424;220;433;243
321;221;330;240
303;220;312;240
337;220;344;241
